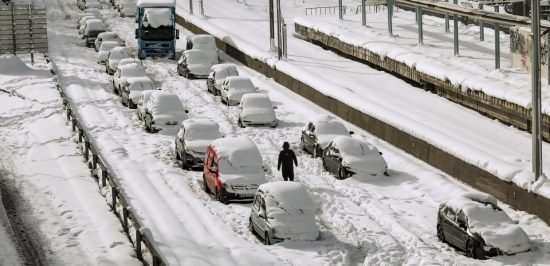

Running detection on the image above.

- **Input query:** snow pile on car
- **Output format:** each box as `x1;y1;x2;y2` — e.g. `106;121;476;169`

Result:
311;115;349;148
261;182;319;241
182;119;221;141
143;8;172;28
212;136;263;172
446;192;530;254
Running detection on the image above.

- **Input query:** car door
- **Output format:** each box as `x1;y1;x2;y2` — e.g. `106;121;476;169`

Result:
323;145;339;175
175;127;185;156
204;151;215;191
221;80;229;99
441;207;461;247
302;122;314;152
454;211;469;251
251;194;265;234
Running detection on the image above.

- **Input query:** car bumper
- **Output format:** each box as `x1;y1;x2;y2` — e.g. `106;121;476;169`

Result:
222;187;256;201
182;152;205;168
241;120;277;127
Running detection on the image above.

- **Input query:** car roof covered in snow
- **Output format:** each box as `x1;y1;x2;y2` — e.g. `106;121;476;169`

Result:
259;182;314;211
118;58;143;67
98;32;120;39
183;50;209;61
148;92;186;115
143;8;172;28
309;115;349;135
241;93;272;107
188;34;216;46
211;136;262;167
211;63;237;72
225;76;254;88
330;136;378;156
85;19;104;29
137;0;175;8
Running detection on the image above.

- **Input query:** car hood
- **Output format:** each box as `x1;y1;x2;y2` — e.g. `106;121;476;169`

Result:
317;134;344;149
474;224;530;254
185;140;211;157
129;91;143;103
241;108;276;121
219;172;266;185
267;209;319;241
342;153;387;176
187;64;210;76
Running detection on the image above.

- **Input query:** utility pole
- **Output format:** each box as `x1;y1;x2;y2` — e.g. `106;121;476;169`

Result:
532;0;543;180
269;0;275;50
276;0;282;59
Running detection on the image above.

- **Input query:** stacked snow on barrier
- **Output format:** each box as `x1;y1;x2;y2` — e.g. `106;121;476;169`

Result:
0;54;49;76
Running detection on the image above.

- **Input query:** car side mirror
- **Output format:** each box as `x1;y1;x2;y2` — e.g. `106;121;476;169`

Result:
513;219;519;224
176;29;180;39
349;131;354;135
338;157;342;162
273;106;278;109
135;29;139;39
209;165;218;173
379;152;383;155
185;110;189;113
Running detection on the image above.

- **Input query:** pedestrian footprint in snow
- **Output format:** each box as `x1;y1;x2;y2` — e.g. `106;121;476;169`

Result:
277;142;297;181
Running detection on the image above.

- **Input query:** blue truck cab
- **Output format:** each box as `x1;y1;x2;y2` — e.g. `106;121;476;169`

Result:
135;0;179;59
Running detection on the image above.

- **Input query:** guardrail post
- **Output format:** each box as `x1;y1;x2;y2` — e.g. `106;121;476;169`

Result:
453;0;459;56
495;23;500;69
417;6;423;45
123;207;129;233
480;20;484;41
339;0;343;19
494;5;499;13
445;0;449;33
361;0;366;26
84;141;89;161
92;154;98;170
282;23;288;59
548;32;550;85
101;169;107;187
153;256;161;266
199;0;204;16
135;229;142;260
387;0;393;35
78;128;83;142
112;187;117;211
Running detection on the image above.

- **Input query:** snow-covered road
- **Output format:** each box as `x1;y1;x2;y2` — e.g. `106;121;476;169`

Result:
34;0;550;264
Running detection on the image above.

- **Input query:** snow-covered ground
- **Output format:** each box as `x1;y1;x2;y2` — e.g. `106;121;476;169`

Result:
22;0;550;264
176;0;550;198
0;54;139;264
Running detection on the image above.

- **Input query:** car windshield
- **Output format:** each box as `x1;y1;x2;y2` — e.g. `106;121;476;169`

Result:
229;79;254;90
186;52;208;63
122;67;146;77
216;67;237;81
243;96;270;109
338;140;368;156
316;121;348;135
465;203;513;229
184;126;221;141
218;158;262;174
100;42;119;51
111;49;130;60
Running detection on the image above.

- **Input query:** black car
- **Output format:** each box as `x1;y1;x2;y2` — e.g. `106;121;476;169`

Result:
437;193;530;259
175;119;222;169
301;115;352;158
177;50;212;79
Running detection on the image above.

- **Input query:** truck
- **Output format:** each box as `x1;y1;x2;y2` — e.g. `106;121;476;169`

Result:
135;0;179;59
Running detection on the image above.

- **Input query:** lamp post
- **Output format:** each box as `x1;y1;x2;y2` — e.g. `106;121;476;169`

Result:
532;0;543;180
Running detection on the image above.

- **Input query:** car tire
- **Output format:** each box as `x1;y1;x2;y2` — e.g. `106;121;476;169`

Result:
312;144;319;158
300;137;306;152
322;160;328;171
248;218;254;234
121;96;127;106
216;188;228;204
128;99;137;109
466;239;485;260
177;67;182;76
181;152;188;170
337;166;348;180
437;224;445;242
264;231;271;245
202;175;210;193
238;117;244;128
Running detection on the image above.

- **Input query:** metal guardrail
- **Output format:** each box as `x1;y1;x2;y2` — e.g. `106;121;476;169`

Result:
45;54;168;266
305;5;346;15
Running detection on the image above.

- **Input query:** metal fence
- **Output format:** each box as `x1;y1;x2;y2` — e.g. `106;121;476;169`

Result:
0;3;48;56
305;5;346;15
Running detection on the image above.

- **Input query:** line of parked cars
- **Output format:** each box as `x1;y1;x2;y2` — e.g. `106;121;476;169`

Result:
76;5;533;254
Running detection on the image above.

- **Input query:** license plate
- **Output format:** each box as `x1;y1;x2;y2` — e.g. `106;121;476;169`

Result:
239;193;254;198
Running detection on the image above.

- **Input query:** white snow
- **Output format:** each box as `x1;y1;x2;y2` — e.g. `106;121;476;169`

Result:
147;91;189;133
239;93;277;124
182;119;222;141
143;8;172;28
137;0;175;8
187;35;219;64
330;136;388;176
213;136;263;171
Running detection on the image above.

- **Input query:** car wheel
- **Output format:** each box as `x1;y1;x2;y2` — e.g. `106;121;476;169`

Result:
322;160;328;171
337;166;348;180
175;147;181;160
238;117;244;128
181;152;189;170
264;231;272;245
128;99;137;109
301;137;306;152
177;67;182;76
248;218;254;234
466;239;484;259
216;188;228;204
437;224;445;242
202;175;210;193
121;96;127;106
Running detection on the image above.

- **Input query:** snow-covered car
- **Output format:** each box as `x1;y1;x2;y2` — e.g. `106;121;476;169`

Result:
207;63;238;95
82;19;105;47
177;50;213;79
97;41;121;64
437;192;530;259
144;92;189;134
203;136;267;204
301;115;353;158
94;32;124;52
186;34;219;64
220;76;257;106
137;90;156;121
249;182;319;245
322;136;388;179
106;47;132;75
84;8;101;18
237;93;277;128
117;58;143;68
112;63;147;94
175;119;222;169
77;15;96;30
77;0;86;10
119;0;136;17
120;76;156;108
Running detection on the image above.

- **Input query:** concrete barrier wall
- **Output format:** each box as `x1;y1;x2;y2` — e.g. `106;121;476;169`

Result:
176;15;550;225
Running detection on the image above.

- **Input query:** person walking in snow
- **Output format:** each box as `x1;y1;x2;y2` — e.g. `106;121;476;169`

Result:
278;142;298;181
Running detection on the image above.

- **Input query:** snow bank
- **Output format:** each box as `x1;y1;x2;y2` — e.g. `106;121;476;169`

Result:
137;0;175;8
144;8;172;28
0;55;49;76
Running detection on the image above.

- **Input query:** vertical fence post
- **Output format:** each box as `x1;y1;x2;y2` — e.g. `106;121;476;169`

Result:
136;229;142;260
276;0;282;59
112;187;117;211
339;0;343;19
199;0;204;16
269;0;275;50
453;0;459;56
153;256;161;266
101;169;107;187
387;0;393;35
445;0;450;33
92;154;98;170
480;20;484;41
362;0;366;26
189;0;193;14
84;141;89;161
78;128;83;142
495;23;500;69
418;6;423;45
282;23;287;59
123;207;129;233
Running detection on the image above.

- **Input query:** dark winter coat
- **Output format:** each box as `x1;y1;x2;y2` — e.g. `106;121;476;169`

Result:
278;148;297;171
